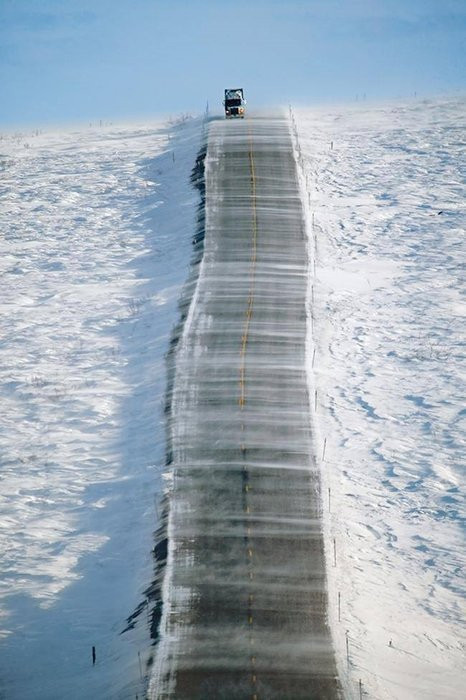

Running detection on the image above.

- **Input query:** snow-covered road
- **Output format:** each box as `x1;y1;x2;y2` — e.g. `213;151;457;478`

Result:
149;115;339;699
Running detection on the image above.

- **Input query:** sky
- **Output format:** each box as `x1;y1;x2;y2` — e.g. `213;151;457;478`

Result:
1;0;465;126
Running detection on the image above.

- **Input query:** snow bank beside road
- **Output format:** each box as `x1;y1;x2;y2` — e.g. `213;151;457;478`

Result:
294;97;466;699
0;116;203;698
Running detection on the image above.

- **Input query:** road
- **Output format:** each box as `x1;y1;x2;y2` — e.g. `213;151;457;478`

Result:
150;115;341;699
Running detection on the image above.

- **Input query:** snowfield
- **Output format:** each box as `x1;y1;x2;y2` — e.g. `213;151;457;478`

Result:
293;96;466;699
0;117;203;698
0;96;464;700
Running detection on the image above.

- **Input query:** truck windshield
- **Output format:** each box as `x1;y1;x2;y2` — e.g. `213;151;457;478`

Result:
227;99;242;107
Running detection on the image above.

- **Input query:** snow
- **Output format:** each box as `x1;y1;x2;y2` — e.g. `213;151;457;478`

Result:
0;116;203;698
292;96;466;699
1;96;464;699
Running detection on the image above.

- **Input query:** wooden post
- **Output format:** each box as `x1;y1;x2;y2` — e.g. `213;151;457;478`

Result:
328;487;331;512
314;389;317;411
338;591;341;621
322;437;327;461
92;646;96;665
346;630;349;662
138;651;143;680
333;538;337;566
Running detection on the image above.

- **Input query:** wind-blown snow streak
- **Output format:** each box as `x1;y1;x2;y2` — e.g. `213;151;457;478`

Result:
149;115;340;698
0;117;203;698
294;96;466;700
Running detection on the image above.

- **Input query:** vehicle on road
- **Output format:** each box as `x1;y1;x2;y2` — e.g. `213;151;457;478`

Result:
223;88;246;118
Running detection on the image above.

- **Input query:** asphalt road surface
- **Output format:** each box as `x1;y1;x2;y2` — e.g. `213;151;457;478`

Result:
150;115;340;699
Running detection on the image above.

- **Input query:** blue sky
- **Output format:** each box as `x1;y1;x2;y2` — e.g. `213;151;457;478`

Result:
1;0;465;126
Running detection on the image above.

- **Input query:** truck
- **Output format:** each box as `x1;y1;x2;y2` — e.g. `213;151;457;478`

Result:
223;88;246;119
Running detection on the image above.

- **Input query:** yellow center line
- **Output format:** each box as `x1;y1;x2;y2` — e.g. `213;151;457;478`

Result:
239;128;259;699
239;132;258;409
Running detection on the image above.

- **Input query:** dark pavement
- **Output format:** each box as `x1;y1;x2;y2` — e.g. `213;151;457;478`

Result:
150;115;340;700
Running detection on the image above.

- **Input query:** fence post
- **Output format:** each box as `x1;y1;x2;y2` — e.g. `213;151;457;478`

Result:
138;651;143;680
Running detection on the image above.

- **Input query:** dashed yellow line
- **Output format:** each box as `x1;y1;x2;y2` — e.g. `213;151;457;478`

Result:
239;133;258;409
238;129;259;700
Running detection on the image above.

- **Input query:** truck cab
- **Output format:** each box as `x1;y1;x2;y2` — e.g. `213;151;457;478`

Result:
224;88;246;118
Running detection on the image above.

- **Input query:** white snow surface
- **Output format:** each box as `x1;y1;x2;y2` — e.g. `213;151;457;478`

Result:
0;116;203;698
1;99;464;700
293;97;466;699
